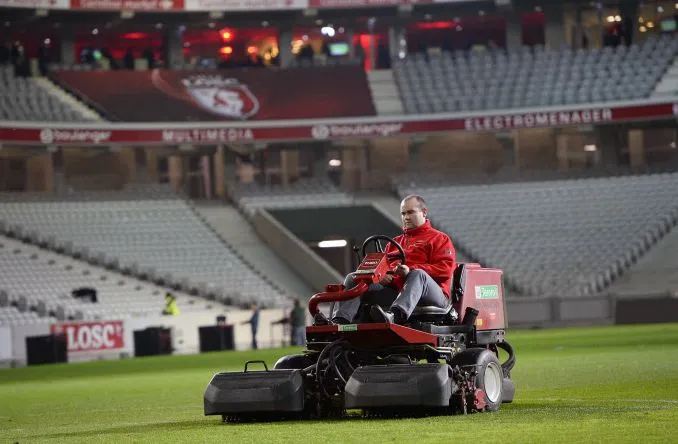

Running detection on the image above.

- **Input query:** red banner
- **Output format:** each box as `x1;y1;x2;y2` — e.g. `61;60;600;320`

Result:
184;0;306;10
50;67;376;122
1;102;676;145
0;0;69;8
306;0;470;7
0;0;474;10
50;321;124;353
69;0;184;9
308;0;429;7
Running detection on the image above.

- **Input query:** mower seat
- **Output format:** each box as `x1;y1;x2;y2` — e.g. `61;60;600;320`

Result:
410;263;466;322
410;302;458;324
411;303;454;316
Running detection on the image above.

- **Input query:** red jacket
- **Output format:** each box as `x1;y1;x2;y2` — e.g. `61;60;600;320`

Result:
384;220;456;297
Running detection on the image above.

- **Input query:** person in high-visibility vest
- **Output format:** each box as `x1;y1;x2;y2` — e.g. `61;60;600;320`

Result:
162;293;180;316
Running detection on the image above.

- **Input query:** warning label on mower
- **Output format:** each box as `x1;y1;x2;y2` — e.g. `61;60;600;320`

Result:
338;324;358;332
475;285;499;300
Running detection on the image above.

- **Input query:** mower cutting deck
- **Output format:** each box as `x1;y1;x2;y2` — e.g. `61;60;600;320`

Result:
204;235;516;422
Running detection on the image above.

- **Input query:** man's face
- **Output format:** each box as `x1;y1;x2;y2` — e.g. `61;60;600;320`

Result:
400;198;427;230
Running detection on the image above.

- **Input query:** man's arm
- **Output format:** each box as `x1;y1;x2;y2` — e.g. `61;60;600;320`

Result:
409;235;456;282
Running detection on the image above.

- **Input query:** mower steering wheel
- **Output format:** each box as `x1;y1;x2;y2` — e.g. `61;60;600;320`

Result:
361;235;406;265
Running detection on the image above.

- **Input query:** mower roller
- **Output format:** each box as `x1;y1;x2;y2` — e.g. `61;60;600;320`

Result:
204;235;516;422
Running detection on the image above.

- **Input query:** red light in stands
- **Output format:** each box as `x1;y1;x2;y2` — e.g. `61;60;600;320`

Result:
219;46;233;55
247;46;258;55
359;34;372;71
220;29;233;41
123;32;147;39
416;21;455;29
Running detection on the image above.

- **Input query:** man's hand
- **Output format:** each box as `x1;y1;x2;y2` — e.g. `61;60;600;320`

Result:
379;273;394;285
394;264;410;277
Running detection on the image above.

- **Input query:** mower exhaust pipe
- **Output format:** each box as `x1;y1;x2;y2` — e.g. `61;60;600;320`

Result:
462;307;479;327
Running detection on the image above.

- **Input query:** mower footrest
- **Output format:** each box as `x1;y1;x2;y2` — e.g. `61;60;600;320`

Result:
345;364;453;409
204;369;304;415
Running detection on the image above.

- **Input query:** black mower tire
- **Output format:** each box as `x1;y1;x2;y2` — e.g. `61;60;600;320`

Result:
273;354;315;370
452;348;503;412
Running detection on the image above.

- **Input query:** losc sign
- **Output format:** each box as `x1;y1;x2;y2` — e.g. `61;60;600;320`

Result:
51;321;124;353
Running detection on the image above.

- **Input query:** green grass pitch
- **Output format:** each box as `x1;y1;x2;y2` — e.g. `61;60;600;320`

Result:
1;323;677;443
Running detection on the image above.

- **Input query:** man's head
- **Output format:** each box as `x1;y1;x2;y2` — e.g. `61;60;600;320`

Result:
165;292;174;301
400;195;428;230
293;298;300;307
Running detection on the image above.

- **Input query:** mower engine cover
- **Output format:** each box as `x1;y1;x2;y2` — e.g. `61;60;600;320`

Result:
344;363;454;409
353;253;392;285
204;369;304;416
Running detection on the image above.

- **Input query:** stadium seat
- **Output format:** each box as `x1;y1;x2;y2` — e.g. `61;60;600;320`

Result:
393;35;678;114
394;172;678;297
0;184;289;309
0;66;94;122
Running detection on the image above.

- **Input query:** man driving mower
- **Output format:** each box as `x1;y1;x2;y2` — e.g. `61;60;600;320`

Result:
332;194;457;325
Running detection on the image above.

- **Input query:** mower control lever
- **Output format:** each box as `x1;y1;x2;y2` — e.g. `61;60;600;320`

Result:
308;281;369;316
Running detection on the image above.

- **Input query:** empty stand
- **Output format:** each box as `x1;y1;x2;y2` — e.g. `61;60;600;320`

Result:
230;178;355;217
0;185;288;308
394;35;678;114
394;172;678;297
0;66;93;122
0;305;50;326
0;235;210;324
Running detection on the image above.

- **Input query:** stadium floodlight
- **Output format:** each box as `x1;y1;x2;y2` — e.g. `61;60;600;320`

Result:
318;240;347;248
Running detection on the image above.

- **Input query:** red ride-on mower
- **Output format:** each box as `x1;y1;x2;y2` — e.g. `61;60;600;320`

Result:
204;235;516;422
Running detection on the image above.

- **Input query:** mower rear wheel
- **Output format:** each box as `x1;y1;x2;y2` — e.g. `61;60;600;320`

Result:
452;348;503;412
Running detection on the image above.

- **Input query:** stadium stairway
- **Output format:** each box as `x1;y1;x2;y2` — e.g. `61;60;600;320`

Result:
33;77;103;121
367;70;405;115
604;221;678;297
651;55;678;99
190;202;314;300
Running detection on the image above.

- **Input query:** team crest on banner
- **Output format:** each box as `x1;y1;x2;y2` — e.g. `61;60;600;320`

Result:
181;75;259;120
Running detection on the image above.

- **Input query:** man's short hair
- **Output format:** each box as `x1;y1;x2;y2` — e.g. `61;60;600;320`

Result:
402;194;427;210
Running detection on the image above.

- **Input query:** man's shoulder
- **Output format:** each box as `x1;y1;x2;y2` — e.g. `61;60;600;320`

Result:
428;226;451;239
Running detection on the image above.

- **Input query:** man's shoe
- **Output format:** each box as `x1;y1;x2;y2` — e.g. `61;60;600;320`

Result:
313;312;330;326
331;316;351;325
370;305;395;324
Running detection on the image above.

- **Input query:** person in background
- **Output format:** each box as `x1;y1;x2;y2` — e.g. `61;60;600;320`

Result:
162;292;180;316
242;303;260;350
290;298;307;346
124;48;135;70
272;298;307;346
